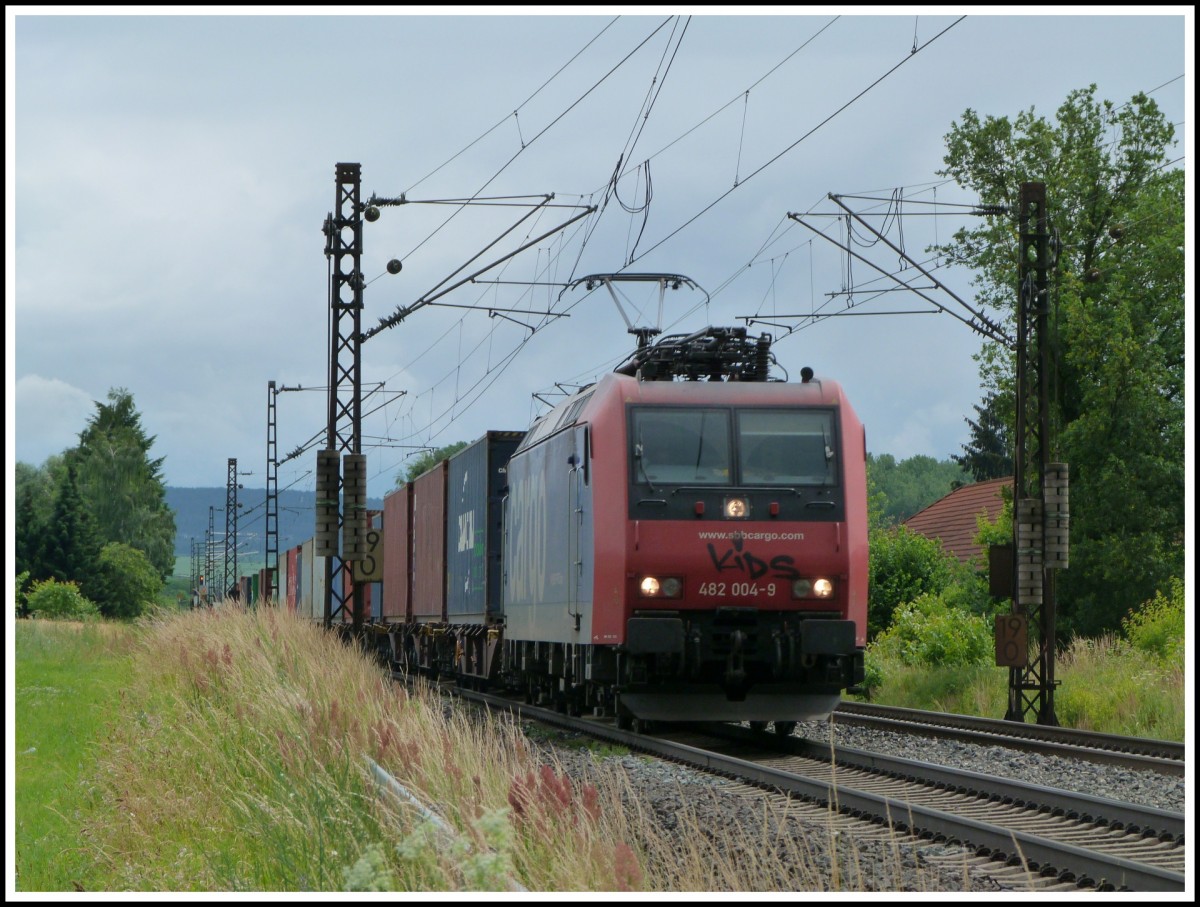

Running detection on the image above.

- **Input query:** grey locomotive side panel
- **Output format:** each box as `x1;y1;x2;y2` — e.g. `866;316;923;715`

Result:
503;426;592;642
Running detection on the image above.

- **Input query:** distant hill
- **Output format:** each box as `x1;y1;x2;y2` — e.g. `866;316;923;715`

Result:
166;487;384;557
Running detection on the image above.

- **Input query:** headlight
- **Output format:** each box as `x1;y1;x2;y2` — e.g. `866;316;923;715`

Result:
639;575;683;598
724;496;749;519
793;577;835;599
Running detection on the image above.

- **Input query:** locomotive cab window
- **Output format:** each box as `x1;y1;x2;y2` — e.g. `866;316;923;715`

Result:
737;410;837;486
631;408;731;485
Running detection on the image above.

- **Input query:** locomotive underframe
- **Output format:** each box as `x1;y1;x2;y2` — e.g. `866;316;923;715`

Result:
386;608;864;724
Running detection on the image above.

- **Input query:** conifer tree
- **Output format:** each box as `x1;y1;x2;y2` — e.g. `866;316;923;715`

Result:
38;461;103;598
952;391;1013;482
69;388;177;579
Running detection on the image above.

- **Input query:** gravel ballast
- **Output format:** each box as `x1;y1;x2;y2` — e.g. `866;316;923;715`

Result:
527;716;1185;893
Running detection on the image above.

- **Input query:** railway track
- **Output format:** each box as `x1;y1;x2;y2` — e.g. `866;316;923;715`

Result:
429;680;1185;892
831;701;1185;775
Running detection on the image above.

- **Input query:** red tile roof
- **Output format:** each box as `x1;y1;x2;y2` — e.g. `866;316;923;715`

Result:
902;477;1012;564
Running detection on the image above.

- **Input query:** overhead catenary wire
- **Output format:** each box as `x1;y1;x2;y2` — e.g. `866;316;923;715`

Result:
304;14;1176;484
620;16;968;268
360;18;887;432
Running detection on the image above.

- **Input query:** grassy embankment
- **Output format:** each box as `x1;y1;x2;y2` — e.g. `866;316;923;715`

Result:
15;608;885;892
14;621;135;890
859;640;1186;741
15;608;1185;892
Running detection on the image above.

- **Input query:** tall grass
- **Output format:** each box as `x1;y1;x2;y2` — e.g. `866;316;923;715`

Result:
62;605;937;892
37;606;1165;890
862;634;1186;741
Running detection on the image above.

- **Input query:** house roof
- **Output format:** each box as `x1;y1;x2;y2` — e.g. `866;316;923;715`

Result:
902;477;1012;563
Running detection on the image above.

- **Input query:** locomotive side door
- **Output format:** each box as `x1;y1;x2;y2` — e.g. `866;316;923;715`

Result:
567;426;583;631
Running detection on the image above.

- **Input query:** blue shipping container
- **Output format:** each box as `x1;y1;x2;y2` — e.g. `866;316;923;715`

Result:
445;430;524;622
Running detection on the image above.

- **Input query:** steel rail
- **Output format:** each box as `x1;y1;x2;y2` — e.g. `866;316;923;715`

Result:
441;684;1185;892
833;702;1184;774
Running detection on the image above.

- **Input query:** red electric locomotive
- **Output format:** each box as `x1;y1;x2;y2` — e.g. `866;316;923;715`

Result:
497;324;867;731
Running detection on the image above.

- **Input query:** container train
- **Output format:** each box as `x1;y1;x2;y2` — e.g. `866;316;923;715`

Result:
269;325;867;733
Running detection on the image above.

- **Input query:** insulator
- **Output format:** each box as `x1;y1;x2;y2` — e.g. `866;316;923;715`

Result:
755;333;771;380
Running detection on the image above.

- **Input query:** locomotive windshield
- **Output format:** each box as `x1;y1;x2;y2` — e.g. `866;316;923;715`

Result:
632;408;731;485
630;407;837;487
738;409;836;486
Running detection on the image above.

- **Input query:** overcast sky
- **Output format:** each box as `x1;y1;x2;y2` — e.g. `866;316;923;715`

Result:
8;8;1192;511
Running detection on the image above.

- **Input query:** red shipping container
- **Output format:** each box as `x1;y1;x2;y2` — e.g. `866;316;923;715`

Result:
286;546;299;612
382;483;412;621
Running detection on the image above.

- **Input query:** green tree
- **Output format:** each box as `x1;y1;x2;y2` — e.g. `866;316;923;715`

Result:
93;542;163;620
15;570;33;618
953;391;1013;482
38;461;103;599
396;441;470;486
867;453;969;524
16;458;64;579
936;86;1184;637
69;388;177;580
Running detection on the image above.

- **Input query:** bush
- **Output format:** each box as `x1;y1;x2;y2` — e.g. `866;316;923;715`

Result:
858;656;885;700
1122;576;1184;662
16;570;32;617
25;578;100;620
870;592;991;668
95;542;163;620
868;526;959;637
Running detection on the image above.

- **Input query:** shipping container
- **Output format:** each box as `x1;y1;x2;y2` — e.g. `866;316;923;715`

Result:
312;551;328;621
411;459;448;622
299;538;327;620
286;545;300;613
446;431;524;623
369;510;383;620
370;581;382;620
276;553;289;610
382;483;412;621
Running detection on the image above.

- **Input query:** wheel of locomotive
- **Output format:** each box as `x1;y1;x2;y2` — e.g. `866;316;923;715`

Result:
748;721;769;733
615;707;633;731
630;716;655;735
567;692;583;718
774;721;797;737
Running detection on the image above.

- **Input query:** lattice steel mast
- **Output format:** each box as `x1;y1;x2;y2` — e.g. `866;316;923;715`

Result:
318;163;367;630
1006;182;1066;726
